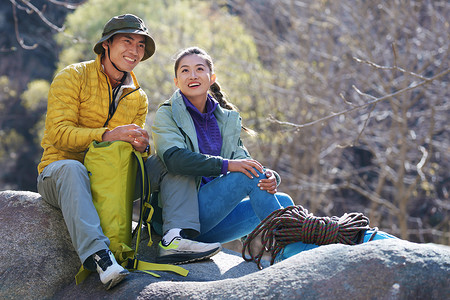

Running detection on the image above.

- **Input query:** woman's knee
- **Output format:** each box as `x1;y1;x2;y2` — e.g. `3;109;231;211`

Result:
227;171;262;186
276;192;295;207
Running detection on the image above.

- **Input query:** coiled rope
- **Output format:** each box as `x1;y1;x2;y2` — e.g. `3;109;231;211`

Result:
242;205;377;269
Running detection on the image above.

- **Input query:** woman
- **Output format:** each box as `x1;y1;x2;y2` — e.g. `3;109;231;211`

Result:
151;47;396;265
151;47;294;264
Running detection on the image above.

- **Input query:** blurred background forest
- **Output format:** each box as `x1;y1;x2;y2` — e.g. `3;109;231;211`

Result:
0;0;448;245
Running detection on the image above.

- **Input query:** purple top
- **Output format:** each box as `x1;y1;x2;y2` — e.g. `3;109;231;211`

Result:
181;92;229;185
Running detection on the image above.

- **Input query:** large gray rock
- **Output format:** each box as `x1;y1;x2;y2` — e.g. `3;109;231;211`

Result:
1;190;449;299
0;190;79;299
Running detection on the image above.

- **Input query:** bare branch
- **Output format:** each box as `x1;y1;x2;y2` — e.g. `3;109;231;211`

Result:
339;92;354;106
416;145;428;181
47;0;83;10
10;0;30;12
11;0;37;50
392;43;398;68
346;183;400;213
8;0;86;50
18;0;65;32
352;85;376;100
268;68;450;130
353;56;428;81
354;103;377;144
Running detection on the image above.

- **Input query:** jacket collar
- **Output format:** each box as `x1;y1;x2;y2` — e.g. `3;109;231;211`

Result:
169;90;240;155
181;92;218;117
94;54;140;89
171;90;231;121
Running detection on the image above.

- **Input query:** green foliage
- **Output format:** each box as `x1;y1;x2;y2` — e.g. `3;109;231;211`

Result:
0;129;25;158
21;80;50;145
0;75;43;190
0;76;17;96
55;0;270;118
0;76;17;111
0;127;26;190
21;80;50;111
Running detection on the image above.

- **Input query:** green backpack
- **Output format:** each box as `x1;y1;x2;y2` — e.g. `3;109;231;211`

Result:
75;141;188;284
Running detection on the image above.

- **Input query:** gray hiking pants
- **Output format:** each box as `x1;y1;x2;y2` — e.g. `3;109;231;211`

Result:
145;155;200;235
37;155;199;265
37;159;108;264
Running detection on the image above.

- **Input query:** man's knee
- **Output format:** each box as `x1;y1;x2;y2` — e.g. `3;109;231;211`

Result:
38;160;88;207
59;159;86;171
54;160;89;181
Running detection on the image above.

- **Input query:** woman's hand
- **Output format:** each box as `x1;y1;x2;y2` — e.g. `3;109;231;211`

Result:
102;124;149;153
228;159;264;179
257;170;277;194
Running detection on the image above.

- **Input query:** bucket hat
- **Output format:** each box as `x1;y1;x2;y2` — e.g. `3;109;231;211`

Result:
93;14;155;61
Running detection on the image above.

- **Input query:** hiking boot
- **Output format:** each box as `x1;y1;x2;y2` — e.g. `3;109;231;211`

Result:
92;249;129;290
156;237;222;264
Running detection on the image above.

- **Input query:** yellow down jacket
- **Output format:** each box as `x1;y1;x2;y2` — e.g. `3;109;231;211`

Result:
38;55;148;174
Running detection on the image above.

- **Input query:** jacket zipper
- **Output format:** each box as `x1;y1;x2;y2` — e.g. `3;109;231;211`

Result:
102;71;141;127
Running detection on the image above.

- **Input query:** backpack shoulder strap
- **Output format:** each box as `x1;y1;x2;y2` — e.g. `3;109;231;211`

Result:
131;152;189;277
126;258;189;277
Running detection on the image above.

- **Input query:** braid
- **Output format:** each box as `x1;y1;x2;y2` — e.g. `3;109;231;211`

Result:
210;82;256;136
210;82;237;111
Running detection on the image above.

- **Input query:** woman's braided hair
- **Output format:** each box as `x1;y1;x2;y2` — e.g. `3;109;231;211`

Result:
174;47;255;135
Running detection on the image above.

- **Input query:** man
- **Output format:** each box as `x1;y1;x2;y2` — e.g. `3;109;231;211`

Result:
37;14;221;289
37;14;154;290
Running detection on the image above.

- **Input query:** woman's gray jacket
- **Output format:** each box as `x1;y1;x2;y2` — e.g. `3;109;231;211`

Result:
152;90;250;188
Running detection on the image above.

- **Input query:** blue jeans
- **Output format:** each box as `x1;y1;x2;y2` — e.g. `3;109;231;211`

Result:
194;171;294;243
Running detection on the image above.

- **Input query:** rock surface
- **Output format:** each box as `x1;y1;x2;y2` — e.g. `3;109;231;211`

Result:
1;190;449;299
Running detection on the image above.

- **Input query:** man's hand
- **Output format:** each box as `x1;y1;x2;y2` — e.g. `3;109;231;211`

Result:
228;159;264;179
257;170;277;194
102;124;149;152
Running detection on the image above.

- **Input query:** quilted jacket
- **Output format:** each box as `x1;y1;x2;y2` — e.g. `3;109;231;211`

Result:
152;90;250;188
38;55;148;173
152;90;281;189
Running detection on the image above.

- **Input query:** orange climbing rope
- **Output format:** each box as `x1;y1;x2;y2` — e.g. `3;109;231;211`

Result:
242;205;377;269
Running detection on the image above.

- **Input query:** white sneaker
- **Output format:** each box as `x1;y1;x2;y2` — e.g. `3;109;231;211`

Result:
157;237;222;264
92;249;129;290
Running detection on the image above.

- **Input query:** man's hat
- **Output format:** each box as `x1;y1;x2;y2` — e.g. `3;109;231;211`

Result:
93;14;155;61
